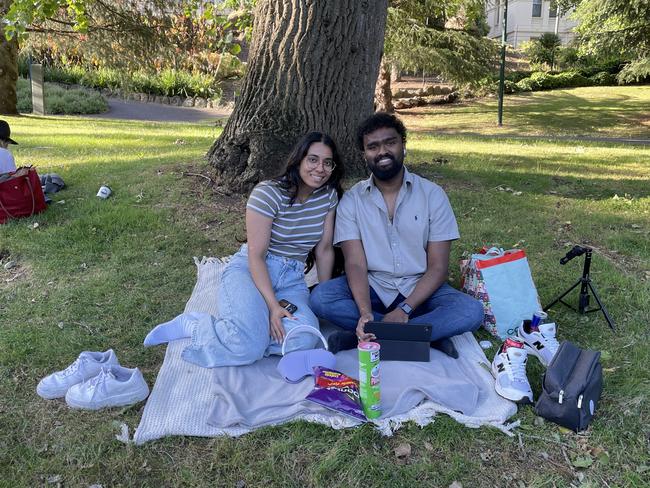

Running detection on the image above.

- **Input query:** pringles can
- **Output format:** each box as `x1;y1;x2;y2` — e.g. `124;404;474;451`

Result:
358;341;381;419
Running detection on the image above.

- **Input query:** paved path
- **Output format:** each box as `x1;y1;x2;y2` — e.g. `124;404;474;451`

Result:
92;98;231;123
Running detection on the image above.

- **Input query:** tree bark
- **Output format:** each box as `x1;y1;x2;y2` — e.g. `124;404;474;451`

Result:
374;57;394;113
0;0;19;115
207;0;388;193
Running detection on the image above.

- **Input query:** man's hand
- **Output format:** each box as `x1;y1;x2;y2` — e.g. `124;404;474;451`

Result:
382;307;409;324
269;304;294;344
356;311;376;342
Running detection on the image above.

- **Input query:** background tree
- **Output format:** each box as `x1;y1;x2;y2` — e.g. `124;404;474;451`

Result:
557;0;650;82
521;33;562;70
207;0;388;192
1;0;19;114
376;0;497;111
2;0;249;113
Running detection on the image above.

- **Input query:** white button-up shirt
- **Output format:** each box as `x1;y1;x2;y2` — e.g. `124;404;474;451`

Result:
334;167;460;307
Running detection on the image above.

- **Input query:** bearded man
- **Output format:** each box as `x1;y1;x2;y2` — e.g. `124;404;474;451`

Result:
309;113;483;357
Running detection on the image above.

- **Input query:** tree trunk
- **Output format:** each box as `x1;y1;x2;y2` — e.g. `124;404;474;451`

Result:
0;0;19;115
390;63;401;82
208;0;388;193
374;57;394;113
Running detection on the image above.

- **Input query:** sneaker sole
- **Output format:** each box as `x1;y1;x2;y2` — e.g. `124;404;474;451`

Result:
494;382;533;404
65;387;149;410
36;384;68;400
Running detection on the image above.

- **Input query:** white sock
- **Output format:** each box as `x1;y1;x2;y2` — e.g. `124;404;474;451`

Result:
144;313;195;346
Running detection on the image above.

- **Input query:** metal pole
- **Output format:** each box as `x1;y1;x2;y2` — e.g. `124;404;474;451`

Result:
497;0;509;127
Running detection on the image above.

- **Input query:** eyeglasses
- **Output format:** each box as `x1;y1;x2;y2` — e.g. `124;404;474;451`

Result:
305;155;336;173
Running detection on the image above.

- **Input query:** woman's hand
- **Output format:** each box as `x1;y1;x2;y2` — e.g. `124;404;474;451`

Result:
355;311;376;342
269;304;294;344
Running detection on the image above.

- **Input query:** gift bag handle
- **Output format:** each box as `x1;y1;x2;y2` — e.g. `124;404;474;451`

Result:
281;325;329;356
0;175;36;220
483;246;505;257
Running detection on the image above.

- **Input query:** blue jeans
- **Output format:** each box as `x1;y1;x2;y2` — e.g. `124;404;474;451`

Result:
309;276;483;341
182;245;320;368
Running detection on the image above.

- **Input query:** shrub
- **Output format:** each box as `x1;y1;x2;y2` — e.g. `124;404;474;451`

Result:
16;57;222;101
589;71;617;86
16;78;108;114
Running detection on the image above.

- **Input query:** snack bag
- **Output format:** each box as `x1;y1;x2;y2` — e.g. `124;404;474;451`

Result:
305;367;366;421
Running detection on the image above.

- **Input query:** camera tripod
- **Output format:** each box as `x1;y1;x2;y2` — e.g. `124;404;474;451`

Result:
543;245;615;330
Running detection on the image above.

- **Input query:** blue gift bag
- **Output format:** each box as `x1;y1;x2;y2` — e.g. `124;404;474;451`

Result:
461;247;541;339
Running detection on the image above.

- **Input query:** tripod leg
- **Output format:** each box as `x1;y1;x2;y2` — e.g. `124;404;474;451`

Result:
587;281;615;330
544;278;582;312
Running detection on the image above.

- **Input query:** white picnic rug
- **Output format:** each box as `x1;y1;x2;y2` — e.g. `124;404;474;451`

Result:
133;257;517;445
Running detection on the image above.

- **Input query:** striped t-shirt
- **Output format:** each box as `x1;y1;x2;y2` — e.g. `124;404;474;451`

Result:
246;180;338;262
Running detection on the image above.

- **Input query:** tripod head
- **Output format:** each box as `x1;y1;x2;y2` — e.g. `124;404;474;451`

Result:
560;245;592;265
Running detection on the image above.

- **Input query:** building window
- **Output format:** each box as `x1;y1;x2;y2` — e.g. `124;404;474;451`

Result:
549;1;558;17
532;0;542;17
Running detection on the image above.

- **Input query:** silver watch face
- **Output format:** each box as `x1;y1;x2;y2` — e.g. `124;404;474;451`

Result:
400;302;412;315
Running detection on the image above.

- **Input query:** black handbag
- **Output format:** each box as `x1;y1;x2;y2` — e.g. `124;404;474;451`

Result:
534;341;603;431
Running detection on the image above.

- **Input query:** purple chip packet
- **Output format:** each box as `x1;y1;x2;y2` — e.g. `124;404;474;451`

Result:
305;367;366;422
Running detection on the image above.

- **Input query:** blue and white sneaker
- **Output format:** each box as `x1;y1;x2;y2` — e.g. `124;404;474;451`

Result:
491;338;533;404
37;350;119;400
517;321;560;367
65;365;149;410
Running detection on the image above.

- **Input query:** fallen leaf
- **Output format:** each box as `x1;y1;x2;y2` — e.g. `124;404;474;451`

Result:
512;191;522;196
394;442;411;459
32;222;39;229
448;482;462;488
572;455;593;468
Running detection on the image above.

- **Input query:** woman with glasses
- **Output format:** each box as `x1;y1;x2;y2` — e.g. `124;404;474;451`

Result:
145;132;344;367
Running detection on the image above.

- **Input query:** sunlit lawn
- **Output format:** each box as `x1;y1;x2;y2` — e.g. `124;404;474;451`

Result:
1;87;649;486
401;85;650;139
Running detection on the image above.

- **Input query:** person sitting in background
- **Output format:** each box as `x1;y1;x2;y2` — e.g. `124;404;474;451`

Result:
0;120;18;174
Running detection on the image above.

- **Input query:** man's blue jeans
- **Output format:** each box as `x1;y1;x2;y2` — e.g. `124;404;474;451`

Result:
309;276;484;341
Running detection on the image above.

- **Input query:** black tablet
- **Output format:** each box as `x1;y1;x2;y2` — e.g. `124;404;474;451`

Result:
364;322;432;362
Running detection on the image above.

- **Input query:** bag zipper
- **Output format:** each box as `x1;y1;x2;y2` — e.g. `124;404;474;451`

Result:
558;390;564;404
577;394;583;409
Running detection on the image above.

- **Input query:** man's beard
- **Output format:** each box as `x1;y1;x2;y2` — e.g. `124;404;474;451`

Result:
368;154;404;181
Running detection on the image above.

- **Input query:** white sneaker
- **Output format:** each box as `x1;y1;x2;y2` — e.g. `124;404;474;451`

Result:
37;350;120;400
491;338;533;404
65;365;149;410
517;321;560;367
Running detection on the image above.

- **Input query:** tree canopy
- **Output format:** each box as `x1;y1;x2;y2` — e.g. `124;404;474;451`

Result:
4;0;251;72
558;0;650;82
384;0;497;86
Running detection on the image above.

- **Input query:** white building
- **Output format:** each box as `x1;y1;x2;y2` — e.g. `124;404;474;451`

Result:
485;0;578;48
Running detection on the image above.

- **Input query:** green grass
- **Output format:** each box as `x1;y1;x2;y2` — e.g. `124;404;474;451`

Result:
402;85;650;139
1;86;650;487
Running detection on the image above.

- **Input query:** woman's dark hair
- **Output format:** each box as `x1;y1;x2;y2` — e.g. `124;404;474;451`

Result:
275;131;344;205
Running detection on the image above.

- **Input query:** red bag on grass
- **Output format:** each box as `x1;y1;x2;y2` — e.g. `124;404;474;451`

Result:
0;166;47;224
